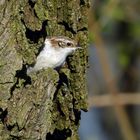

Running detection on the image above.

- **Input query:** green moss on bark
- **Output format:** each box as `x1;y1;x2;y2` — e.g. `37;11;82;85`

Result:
0;0;90;139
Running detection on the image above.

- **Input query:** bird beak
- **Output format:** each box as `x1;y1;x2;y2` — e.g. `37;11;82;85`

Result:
76;47;83;49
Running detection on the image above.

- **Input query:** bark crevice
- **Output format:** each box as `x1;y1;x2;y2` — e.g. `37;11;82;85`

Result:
46;128;72;140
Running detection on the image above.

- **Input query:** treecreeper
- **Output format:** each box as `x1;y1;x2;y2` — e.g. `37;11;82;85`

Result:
27;36;81;74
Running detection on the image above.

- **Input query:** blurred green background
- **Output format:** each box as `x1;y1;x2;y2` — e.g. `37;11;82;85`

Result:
79;0;140;140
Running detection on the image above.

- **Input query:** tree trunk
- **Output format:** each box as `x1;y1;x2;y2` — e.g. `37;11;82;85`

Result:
0;0;90;139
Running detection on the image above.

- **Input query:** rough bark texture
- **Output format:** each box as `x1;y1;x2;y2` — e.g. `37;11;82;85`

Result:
0;0;90;139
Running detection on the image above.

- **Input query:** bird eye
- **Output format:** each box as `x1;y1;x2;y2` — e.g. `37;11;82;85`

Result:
67;42;72;46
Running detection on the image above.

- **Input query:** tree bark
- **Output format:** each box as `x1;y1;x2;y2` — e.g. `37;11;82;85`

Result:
0;0;90;139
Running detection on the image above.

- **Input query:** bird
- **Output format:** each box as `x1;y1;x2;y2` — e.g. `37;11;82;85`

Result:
27;36;81;74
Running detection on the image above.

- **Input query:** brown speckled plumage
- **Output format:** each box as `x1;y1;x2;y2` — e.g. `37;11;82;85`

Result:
46;36;76;48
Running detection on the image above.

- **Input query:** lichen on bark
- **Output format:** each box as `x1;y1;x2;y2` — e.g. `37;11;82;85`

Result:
0;0;90;139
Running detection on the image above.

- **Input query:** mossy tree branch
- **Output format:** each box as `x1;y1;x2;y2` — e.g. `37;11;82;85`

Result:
0;0;90;139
